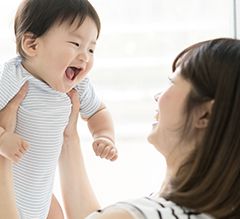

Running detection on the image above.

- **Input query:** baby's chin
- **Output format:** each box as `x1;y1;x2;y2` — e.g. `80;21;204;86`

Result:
50;84;74;94
58;87;73;94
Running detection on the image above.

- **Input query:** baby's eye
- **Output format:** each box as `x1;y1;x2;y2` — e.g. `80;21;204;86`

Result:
69;41;79;47
89;49;94;54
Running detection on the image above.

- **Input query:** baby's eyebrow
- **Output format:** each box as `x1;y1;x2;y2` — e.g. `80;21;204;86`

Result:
90;41;97;45
70;32;97;45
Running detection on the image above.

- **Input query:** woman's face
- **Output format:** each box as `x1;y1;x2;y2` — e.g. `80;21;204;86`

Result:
148;68;192;158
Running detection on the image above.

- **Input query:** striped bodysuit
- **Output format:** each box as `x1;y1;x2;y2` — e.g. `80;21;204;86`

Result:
0;57;101;219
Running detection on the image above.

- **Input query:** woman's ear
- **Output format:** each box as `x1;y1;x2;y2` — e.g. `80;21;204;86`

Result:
194;100;214;129
21;32;39;57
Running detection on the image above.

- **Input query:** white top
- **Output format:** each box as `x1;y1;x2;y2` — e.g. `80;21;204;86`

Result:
93;196;214;219
0;57;101;219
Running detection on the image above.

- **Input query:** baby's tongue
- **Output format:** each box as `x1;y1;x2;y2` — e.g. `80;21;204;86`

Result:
65;67;75;80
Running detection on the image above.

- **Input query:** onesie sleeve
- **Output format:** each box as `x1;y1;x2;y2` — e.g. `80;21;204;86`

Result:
74;77;101;119
0;64;3;79
0;57;30;110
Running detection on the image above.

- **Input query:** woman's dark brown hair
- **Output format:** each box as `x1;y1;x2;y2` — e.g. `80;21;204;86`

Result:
163;38;240;218
14;0;101;58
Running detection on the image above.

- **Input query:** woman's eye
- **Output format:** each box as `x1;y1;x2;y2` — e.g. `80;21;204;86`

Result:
168;76;174;84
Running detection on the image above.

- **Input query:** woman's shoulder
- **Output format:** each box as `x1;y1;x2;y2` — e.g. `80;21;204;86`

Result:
102;196;214;219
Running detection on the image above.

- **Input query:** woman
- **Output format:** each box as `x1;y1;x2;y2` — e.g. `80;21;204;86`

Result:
1;38;239;218
84;38;239;219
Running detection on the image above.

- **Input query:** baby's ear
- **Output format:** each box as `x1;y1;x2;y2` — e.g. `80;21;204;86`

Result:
194;100;214;129
21;32;39;57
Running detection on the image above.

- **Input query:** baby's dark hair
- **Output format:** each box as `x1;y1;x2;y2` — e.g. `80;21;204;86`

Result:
14;0;101;58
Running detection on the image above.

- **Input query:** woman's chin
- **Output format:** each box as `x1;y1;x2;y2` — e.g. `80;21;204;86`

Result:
147;122;161;145
147;129;156;145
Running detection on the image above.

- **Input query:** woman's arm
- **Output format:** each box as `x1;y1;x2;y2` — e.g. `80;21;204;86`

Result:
0;156;19;219
59;89;100;219
0;82;29;219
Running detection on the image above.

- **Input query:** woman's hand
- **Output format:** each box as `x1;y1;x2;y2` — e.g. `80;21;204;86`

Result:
0;82;28;132
63;89;81;145
0;82;28;219
59;89;100;219
0;82;29;163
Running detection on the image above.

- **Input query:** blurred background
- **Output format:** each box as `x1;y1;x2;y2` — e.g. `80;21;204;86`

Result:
0;0;239;209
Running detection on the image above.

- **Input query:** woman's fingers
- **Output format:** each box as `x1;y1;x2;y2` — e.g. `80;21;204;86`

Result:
67;89;80;125
21;141;29;151
19;141;29;154
13;143;29;163
0;82;29;132
7;82;28;111
67;89;80;113
64;89;80;138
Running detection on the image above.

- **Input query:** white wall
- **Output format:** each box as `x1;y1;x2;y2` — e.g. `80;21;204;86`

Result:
0;0;235;209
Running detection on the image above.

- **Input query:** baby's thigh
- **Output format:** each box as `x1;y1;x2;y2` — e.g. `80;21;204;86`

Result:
47;194;64;219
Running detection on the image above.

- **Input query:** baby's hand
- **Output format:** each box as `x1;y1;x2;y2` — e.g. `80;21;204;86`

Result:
0;131;29;163
92;137;118;161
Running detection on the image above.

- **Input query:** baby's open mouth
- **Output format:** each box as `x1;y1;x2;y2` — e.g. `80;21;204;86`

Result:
65;67;81;81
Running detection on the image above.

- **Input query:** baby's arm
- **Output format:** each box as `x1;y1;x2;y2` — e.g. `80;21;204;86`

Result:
0;126;29;163
86;103;118;161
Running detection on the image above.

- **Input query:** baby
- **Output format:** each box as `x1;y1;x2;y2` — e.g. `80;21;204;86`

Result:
0;0;117;218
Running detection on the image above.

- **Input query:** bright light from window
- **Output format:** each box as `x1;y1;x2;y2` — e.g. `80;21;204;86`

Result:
0;0;235;209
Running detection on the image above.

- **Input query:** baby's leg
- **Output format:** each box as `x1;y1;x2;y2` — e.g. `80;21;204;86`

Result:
47;194;64;219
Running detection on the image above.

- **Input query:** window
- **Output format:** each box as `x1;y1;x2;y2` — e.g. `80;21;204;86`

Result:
234;0;240;38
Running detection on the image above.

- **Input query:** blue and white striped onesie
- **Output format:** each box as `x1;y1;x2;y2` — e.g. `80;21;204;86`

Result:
0;57;101;219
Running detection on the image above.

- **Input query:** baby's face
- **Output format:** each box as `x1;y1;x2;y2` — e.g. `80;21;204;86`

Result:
24;16;98;93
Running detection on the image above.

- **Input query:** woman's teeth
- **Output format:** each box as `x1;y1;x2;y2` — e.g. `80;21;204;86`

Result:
152;121;158;127
152;112;159;126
